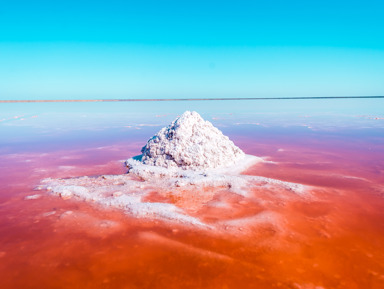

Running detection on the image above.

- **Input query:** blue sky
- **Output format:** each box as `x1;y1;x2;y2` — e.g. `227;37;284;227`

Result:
1;0;384;100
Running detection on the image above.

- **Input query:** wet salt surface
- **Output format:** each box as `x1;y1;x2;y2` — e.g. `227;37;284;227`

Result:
1;105;384;289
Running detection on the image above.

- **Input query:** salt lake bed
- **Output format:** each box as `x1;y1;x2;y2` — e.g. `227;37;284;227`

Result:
1;99;384;289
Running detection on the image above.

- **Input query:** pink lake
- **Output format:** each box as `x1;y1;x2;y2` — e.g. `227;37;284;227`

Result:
1;100;384;289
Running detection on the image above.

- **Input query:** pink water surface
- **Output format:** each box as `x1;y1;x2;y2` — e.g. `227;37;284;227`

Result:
1;124;384;289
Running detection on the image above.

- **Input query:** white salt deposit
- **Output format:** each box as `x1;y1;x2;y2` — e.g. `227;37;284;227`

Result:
42;175;210;228
41;111;312;233
138;111;245;170
42;170;307;231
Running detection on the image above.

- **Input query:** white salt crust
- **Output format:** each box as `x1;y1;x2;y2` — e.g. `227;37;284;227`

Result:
41;111;311;233
42;169;308;232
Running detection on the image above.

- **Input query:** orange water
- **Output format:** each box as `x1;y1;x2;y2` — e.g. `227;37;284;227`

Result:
1;135;384;289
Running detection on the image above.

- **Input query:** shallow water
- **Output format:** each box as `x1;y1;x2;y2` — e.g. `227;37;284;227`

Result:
1;100;384;289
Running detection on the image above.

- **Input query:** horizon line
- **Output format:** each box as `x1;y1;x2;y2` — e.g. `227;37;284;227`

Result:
1;96;384;103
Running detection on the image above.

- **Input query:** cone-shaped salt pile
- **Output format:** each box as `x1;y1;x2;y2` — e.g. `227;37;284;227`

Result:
140;111;245;170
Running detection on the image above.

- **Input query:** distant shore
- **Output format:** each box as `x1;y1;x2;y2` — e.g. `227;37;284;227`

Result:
1;96;384;103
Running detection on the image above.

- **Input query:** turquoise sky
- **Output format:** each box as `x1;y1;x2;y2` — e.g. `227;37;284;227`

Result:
1;0;384;100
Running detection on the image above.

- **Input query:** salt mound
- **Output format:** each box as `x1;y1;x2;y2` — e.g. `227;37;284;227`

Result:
137;111;245;170
40;110;311;231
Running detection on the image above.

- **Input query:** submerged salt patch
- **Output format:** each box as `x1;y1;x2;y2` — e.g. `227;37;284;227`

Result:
137;111;245;170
